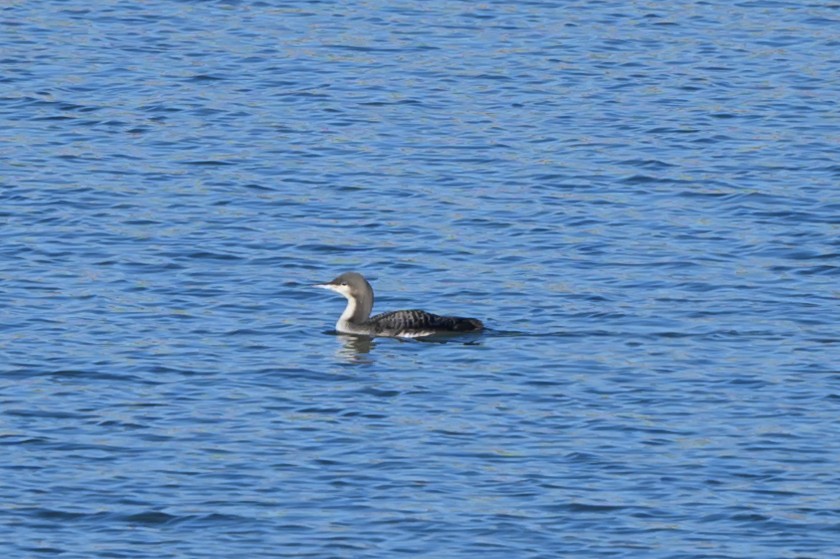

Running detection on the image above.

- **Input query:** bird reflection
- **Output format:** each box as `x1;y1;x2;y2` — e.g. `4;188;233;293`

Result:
330;330;483;363
336;334;375;363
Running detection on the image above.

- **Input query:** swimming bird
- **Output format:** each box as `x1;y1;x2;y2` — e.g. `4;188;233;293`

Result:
315;272;484;338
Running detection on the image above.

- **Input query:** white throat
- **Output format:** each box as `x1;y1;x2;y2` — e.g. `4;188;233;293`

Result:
337;295;358;330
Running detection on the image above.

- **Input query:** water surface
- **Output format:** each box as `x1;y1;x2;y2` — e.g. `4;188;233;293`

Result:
2;1;838;557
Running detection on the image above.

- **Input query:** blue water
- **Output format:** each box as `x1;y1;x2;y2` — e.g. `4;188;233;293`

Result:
2;1;838;557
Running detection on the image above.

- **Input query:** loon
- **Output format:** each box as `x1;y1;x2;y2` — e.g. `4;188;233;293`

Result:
315;272;484;338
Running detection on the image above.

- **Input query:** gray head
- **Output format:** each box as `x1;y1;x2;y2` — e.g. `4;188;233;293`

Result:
314;272;375;320
315;271;372;298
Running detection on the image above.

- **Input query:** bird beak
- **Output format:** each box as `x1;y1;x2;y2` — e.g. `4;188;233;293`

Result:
314;283;336;291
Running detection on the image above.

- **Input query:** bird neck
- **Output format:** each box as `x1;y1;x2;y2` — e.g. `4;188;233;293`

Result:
340;292;373;324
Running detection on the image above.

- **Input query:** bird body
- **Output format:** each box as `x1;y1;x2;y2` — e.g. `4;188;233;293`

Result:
315;272;483;338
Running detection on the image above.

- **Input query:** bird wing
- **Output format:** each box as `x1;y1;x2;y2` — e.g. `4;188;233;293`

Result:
369;310;483;336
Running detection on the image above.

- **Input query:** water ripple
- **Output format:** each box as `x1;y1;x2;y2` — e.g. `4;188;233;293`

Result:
2;0;838;557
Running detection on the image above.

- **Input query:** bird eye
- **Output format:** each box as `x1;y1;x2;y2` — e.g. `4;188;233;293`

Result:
340;282;347;286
